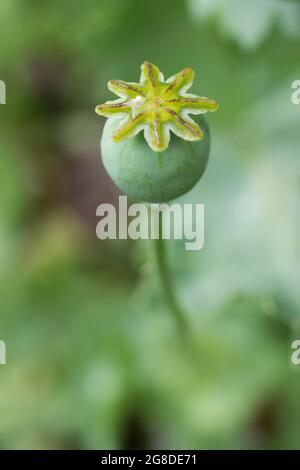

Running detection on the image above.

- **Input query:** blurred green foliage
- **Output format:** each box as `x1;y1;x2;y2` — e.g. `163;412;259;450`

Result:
0;0;300;450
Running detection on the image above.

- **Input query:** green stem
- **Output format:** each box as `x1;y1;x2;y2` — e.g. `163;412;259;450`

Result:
154;210;188;335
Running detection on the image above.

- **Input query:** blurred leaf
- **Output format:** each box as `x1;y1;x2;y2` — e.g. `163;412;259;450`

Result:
187;0;300;50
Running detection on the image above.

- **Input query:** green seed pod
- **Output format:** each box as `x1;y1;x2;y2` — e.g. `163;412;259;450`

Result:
101;115;210;202
96;62;218;202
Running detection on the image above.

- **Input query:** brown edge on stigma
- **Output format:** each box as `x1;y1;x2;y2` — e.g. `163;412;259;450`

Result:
144;62;158;92
163;107;202;137
164;68;192;95
112;111;146;141
109;80;146;97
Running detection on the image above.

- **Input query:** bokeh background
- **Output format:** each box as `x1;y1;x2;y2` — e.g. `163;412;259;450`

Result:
1;0;300;450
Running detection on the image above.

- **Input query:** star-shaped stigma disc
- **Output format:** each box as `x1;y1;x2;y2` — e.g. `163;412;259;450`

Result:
96;62;219;152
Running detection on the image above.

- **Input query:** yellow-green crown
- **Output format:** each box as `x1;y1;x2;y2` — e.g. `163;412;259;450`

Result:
96;61;219;152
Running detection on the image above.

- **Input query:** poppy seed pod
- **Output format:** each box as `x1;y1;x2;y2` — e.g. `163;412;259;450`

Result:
101;115;210;202
96;62;218;202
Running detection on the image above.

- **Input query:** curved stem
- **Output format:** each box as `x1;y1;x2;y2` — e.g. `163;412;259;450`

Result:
154;210;188;335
